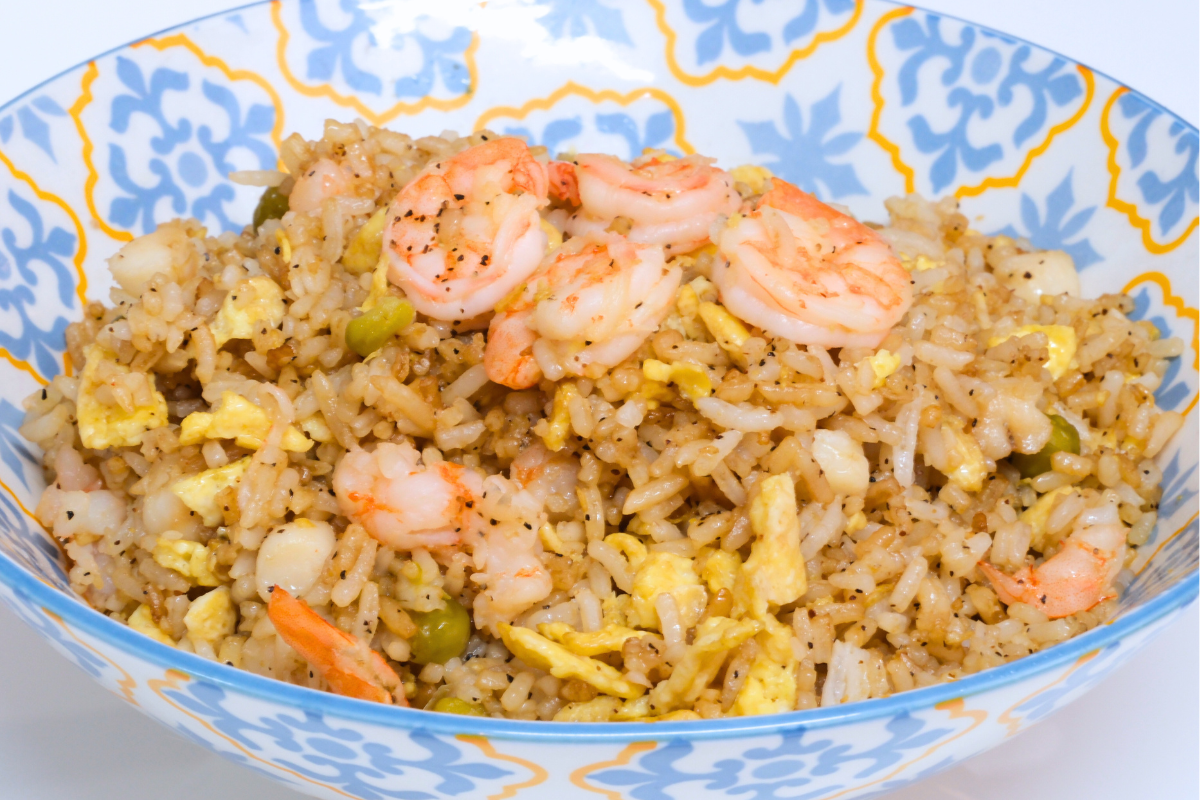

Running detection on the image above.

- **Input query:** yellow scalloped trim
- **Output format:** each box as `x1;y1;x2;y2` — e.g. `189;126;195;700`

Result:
1123;271;1199;416
0;147;88;382
271;0;478;126
867;7;1094;199
646;0;863;87
458;735;549;799
1101;86;1200;254
45;606;140;706
474;81;695;155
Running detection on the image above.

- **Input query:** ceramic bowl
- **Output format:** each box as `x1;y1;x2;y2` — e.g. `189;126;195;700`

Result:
0;1;1195;798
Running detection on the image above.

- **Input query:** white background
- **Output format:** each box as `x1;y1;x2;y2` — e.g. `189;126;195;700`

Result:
0;2;1196;798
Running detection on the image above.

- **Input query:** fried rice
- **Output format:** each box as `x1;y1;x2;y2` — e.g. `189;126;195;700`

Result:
20;118;1186;721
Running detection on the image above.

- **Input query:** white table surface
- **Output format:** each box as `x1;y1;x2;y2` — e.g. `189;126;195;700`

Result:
0;2;1196;798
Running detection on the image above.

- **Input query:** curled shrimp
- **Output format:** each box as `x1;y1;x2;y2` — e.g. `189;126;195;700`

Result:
552;153;739;253
712;179;913;348
383;138;550;321
470;475;553;631
268;586;404;704
484;231;681;389
979;499;1127;619
288;158;352;215
333;442;484;550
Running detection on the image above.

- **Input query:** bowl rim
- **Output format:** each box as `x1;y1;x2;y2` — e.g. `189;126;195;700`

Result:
0;0;1196;743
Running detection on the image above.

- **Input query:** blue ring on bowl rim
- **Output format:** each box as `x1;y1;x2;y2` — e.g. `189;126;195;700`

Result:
0;0;1195;742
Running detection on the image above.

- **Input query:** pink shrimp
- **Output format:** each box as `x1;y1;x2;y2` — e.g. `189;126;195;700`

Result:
712;179;913;348
332;443;485;551
288;158;352;215
551;153;740;253
383;137;550;321
979;500;1127;619
484;231;680;389
268;587;404;705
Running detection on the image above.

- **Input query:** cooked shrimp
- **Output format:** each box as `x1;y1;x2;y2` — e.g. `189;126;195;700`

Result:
267;586;403;704
288;158;352;215
470;475;553;630
333;442;484;551
383;138;550;321
484;231;680;389
552;153;739;253
979;499;1127;619
712;179;913;348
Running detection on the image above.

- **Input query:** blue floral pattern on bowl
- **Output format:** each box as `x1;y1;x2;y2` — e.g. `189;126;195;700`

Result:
0;1;1195;798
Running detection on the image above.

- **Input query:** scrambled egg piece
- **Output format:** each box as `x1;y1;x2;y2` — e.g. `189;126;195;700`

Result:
845;511;868;534
861;349;901;389
211;276;286;347
730;164;774;194
298;413;334;443
631;552;707;631
498;623;645;699
153;538;221;585
642;359;712;401
903;254;940;272
128;604;175;646
542;381;579;452
169;457;250;527
554;696;624;722
540;218;563;251
342;207;388;274
740;475;807;619
601;593;633;627
811;429;870;497
731;618;797;716
180;391;311;452
645;616;761;715
988;324;1078;379
183;585;236;643
941;424;989;492
697;548;740;594
1022;486;1075;552
698;301;750;357
77;344;168;450
538;622;648;656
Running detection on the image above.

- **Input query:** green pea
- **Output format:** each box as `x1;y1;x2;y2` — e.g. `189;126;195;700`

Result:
434;696;486;716
345;296;415;358
409;595;471;665
252;186;289;229
1011;414;1081;478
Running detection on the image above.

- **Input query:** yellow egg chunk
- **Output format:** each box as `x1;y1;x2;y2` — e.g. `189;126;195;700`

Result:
642;360;712;401
631;552;707;631
342;207;389;274
179;391;311;452
76;344;168;450
498;623;646;700
153;538;221;586
942;424;989;493
210;276;286;347
540;218;563;251
1021;486;1076;552
645;616;761;715
697;548;740;594
184;585;236;643
298;414;334;443
731;618;797;716
729;164;774;194
741;475;807;619
698;301;750;355
169;457;251;527
988;324;1078;379
861;349;901;388
538;622;649;656
541;381;579;452
128;604;175;646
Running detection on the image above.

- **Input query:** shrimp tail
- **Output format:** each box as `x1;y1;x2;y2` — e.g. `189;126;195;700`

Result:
979;539;1115;620
548;161;580;206
268;587;404;705
485;312;542;389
